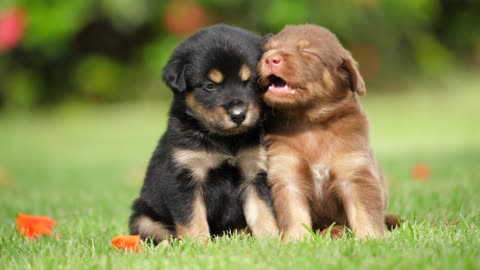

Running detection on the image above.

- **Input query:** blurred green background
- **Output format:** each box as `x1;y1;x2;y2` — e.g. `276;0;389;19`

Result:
0;0;479;108
1;2;480;268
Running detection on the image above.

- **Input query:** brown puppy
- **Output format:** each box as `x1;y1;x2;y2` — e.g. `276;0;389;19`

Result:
258;24;390;240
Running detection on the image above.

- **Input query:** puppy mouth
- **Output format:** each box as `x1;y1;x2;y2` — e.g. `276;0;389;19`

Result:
267;75;296;95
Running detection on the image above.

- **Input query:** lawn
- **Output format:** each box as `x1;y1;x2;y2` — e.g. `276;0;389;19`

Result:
1;73;479;269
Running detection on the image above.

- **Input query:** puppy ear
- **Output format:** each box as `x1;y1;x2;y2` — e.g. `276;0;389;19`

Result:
262;33;274;45
162;58;188;93
341;54;366;96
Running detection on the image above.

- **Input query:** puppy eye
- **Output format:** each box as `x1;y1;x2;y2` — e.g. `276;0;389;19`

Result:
243;76;255;85
301;50;321;60
204;82;217;91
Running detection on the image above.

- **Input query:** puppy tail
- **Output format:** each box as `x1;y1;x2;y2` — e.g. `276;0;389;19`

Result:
385;214;404;231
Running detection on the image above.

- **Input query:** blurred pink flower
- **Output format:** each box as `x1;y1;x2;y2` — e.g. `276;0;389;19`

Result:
0;7;26;52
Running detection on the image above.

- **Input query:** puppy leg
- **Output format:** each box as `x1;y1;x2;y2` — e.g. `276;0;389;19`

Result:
237;147;278;238
175;190;210;242
129;198;174;244
269;154;312;241
340;178;386;239
131;215;174;244
243;177;278;238
171;149;226;242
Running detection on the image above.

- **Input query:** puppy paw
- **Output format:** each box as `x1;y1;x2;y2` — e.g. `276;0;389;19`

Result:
319;225;345;239
282;227;312;242
354;227;386;240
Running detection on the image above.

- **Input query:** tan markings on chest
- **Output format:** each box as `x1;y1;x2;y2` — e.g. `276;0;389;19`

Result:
173;149;231;183
235;146;266;182
173;147;265;184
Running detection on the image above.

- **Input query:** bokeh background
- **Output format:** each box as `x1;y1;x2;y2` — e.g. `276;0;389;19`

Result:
1;2;480;268
0;0;479;108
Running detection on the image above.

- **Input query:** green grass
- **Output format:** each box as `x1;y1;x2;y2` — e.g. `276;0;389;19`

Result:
1;73;479;269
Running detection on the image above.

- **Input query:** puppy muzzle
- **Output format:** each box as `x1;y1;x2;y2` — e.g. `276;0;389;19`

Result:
225;101;248;125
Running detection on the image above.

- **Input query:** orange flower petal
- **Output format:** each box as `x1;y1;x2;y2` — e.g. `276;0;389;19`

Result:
112;235;143;252
33;223;52;235
411;163;431;181
16;213;56;239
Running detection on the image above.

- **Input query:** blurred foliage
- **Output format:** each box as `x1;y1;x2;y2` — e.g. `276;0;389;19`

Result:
0;0;479;108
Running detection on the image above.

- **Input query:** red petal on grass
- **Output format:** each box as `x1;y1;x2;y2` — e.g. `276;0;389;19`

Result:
112;235;143;252
0;7;27;51
411;163;431;181
16;213;57;239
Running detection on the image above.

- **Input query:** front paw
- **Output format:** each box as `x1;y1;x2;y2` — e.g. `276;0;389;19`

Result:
353;227;386;240
319;225;345;239
175;223;210;243
282;226;311;242
251;224;279;239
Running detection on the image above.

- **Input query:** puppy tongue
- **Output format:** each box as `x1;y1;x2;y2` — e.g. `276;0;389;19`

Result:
268;84;294;95
268;76;295;95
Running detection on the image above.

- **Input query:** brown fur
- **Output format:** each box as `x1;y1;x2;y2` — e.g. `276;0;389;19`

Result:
258;24;392;240
319;225;345;239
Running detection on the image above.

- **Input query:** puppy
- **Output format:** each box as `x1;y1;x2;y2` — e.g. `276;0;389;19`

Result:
129;24;278;243
258;24;392;240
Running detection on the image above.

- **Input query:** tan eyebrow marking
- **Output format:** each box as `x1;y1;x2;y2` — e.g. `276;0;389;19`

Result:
208;69;224;83
239;64;251;81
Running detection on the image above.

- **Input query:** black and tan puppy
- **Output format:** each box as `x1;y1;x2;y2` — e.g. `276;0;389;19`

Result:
129;24;278;243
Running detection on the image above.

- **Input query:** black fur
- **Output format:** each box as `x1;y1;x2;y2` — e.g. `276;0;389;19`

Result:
129;24;275;243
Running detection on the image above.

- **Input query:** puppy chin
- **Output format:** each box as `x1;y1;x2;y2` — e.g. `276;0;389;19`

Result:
206;116;259;136
216;127;251;136
209;124;253;136
263;88;305;109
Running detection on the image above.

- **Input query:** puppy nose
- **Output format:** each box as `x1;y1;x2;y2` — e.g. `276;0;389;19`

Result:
227;102;248;125
265;55;282;67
